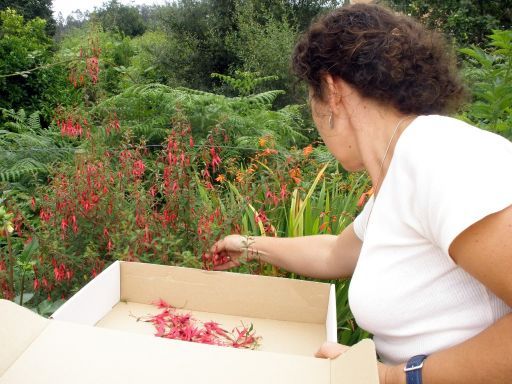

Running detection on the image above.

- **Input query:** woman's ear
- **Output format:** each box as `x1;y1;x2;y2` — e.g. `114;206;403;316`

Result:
322;74;349;115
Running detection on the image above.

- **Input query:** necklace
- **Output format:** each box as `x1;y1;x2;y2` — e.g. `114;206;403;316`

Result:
364;115;414;229
373;115;411;197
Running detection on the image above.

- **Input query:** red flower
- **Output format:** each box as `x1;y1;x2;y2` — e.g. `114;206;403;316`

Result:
107;239;113;252
39;209;52;222
209;147;221;171
144;301;260;349
132;160;145;177
280;184;287;199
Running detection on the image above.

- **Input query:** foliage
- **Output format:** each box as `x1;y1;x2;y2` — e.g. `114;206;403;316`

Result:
211;70;279;97
92;0;146;37
56;23;135;101
54;1;341;101
226;1;300;104
460;30;512;139
384;0;512;47
0;108;74;186
0;194;39;304
0;9;55;120
0;0;56;35
93;83;308;149
124;30;198;88
151;0;239;91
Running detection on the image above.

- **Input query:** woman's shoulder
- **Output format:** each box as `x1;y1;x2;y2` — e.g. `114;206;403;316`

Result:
397;115;512;169
396;115;512;257
406;115;509;144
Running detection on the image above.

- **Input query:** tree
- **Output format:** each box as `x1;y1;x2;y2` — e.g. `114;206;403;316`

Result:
0;9;52;110
93;0;146;37
384;0;512;46
150;0;239;91
226;1;299;104
0;9;70;124
0;0;56;35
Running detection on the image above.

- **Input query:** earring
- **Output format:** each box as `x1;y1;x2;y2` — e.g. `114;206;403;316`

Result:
329;114;333;129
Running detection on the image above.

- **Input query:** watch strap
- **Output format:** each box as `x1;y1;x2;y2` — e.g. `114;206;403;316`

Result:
404;354;428;384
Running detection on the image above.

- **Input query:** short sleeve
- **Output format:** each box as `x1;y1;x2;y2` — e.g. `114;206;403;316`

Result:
353;196;374;241
415;120;512;256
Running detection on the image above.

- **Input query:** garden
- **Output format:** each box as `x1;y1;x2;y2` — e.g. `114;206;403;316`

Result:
0;0;511;347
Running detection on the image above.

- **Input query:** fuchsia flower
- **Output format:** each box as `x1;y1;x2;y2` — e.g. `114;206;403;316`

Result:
39;209;52;222
280;184;287;200
132;160;145;177
144;300;261;350
209;147;221;171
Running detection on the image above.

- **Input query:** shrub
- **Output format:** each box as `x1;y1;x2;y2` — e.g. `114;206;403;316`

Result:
0;9;55;122
460;30;512;139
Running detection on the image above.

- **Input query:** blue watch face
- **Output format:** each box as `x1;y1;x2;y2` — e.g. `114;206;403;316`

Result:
405;355;428;384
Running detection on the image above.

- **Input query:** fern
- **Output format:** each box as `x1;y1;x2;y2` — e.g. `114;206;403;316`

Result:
0;159;48;182
92;83;310;153
211;70;279;97
241;90;285;106
0;109;74;186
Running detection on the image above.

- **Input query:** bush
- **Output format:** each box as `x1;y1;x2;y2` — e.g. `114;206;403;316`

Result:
226;1;300;105
125;30;198;88
0;9;58;122
460;30;512;139
385;0;511;47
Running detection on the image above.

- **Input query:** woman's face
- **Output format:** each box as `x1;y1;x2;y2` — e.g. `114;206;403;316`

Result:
309;88;363;171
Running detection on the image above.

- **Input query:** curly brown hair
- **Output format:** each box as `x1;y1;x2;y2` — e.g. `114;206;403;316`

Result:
292;3;468;115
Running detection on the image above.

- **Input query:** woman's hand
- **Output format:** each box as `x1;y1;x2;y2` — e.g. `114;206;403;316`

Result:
208;234;255;270
314;341;351;358
315;341;397;384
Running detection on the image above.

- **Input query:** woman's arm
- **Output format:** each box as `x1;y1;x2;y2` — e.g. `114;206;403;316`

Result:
385;204;512;384
419;203;512;383
211;222;362;279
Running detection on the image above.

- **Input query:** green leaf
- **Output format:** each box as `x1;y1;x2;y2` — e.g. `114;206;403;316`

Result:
18;237;39;264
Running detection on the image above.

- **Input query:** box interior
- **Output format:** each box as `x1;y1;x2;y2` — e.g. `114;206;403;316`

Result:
52;261;336;356
96;301;326;356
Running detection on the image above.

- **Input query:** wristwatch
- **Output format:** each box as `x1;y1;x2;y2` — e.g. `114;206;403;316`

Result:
404;354;428;384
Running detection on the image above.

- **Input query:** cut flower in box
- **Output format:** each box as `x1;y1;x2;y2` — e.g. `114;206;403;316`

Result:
1;261;379;384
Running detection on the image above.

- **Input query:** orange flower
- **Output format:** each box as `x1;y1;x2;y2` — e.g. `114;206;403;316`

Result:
215;174;226;183
357;186;375;207
260;148;278;157
289;167;301;184
258;137;267;147
303;144;313;157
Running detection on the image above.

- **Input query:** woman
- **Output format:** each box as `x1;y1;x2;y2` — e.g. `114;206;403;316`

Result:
211;4;512;384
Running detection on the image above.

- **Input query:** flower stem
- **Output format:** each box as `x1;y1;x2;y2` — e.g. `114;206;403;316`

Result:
7;233;14;295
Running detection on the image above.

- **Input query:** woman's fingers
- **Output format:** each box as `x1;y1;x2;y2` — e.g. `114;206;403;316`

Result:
314;341;350;359
210;235;243;254
208;235;247;270
210;238;225;254
212;259;240;271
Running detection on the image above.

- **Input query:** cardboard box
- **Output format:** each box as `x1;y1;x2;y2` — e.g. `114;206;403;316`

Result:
1;261;379;383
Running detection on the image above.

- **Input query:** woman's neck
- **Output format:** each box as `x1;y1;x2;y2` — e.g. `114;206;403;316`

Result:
350;105;414;192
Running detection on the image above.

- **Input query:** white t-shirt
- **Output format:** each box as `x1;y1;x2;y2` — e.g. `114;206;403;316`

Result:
350;115;512;365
